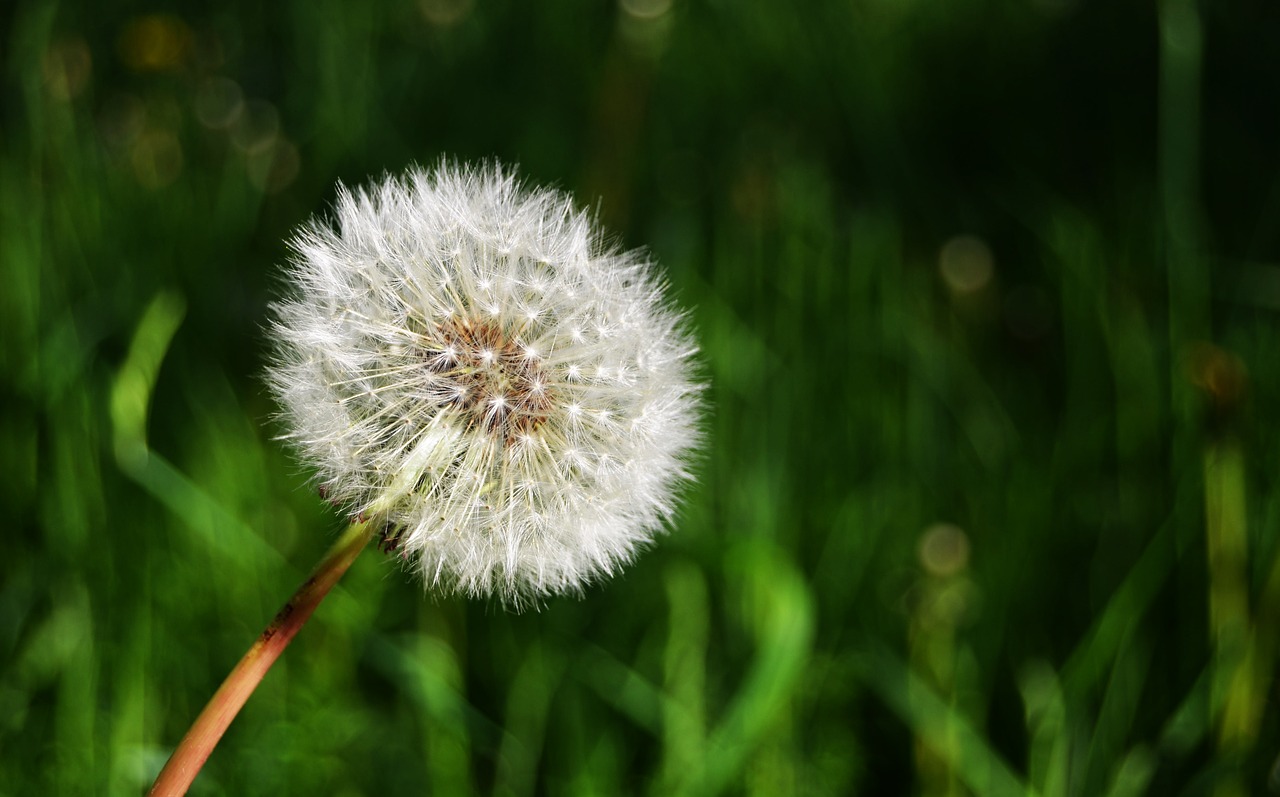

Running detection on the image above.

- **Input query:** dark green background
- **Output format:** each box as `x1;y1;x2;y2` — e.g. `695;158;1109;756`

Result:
6;1;1280;794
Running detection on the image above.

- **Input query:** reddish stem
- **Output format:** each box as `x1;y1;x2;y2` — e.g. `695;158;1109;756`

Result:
148;521;374;797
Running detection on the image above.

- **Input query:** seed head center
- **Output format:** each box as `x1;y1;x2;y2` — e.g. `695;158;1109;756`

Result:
427;317;553;442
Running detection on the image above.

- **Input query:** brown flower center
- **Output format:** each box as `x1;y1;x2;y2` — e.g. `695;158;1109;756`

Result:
424;317;554;442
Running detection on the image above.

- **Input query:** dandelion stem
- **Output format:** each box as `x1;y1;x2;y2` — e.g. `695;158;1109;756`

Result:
148;520;375;797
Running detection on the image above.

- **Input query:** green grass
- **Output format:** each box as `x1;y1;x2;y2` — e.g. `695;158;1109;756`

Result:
4;1;1280;794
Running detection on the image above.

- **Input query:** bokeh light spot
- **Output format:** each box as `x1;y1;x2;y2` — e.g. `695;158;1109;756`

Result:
119;14;192;73
620;0;672;19
918;523;970;578
939;235;994;294
97;93;147;153
194;77;244;130
43;37;93;101
419;0;473;27
1187;343;1248;413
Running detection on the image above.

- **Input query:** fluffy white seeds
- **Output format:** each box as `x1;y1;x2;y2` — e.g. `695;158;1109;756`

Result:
267;161;702;606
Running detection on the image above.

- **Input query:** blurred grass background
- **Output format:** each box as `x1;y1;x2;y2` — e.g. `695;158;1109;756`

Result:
5;0;1280;794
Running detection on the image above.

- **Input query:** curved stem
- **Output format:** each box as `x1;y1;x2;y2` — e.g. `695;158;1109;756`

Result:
148;520;375;797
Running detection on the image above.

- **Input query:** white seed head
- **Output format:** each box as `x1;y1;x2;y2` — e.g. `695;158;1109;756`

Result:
267;160;703;607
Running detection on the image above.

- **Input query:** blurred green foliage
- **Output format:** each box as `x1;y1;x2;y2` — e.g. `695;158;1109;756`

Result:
5;0;1280;794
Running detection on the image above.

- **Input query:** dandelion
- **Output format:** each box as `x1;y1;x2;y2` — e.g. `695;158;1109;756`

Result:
149;160;702;795
268;160;702;604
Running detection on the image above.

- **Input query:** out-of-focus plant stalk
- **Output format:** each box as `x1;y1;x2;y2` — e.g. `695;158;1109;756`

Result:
1203;440;1254;734
910;524;974;797
1203;437;1261;797
148;520;374;797
1192;343;1260;797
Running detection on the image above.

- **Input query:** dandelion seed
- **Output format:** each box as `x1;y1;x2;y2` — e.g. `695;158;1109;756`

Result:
267;160;703;606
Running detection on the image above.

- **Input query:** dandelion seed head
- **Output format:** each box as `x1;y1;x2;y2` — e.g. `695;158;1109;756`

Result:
267;160;703;607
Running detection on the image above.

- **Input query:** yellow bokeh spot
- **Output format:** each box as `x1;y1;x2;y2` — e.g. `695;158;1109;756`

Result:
119;14;192;73
918;523;970;578
939;235;994;294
